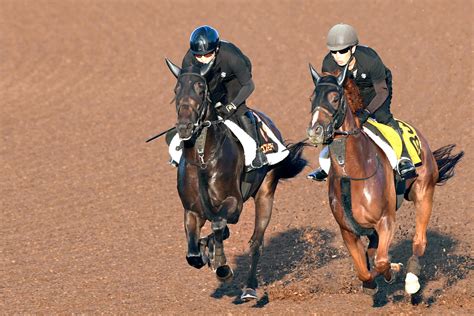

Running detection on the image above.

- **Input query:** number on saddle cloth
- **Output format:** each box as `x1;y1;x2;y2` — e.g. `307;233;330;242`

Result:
363;119;422;167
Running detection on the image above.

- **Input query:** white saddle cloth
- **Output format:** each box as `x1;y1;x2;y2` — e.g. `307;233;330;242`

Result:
169;116;289;167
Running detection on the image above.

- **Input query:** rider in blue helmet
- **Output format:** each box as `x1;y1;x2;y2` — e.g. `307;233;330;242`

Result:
308;23;417;181
176;25;267;170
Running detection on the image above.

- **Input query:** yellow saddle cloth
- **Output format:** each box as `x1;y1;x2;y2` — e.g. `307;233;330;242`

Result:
365;119;422;166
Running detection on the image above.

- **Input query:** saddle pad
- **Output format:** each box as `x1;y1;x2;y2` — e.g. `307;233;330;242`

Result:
364;118;422;166
222;114;289;166
168;116;289;167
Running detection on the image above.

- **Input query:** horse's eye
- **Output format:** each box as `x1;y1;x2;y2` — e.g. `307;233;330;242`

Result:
331;94;340;103
194;82;205;95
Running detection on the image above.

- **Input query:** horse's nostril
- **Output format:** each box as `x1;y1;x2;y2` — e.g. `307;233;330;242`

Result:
186;122;193;129
315;125;323;135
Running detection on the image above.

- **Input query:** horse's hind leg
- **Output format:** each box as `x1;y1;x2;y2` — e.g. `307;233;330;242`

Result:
340;228;378;294
241;173;277;301
366;231;379;271
406;185;434;294
185;210;207;269
212;197;238;282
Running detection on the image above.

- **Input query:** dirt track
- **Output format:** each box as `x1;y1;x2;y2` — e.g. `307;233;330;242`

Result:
1;0;472;314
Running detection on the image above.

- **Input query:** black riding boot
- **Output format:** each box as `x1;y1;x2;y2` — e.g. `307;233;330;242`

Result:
307;167;328;181
387;119;417;179
238;112;268;171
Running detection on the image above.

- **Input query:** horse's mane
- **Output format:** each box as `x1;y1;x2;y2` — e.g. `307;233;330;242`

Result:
344;77;365;113
323;70;365;114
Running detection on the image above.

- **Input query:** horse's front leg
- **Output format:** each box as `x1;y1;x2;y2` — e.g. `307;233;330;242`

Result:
374;214;401;284
184;209;207;269
340;228;379;294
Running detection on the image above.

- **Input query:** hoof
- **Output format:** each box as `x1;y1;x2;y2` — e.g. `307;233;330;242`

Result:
186;254;207;269
362;281;378;295
216;264;234;283
390;262;404;273
405;272;421;294
385;262;403;284
241;287;258;301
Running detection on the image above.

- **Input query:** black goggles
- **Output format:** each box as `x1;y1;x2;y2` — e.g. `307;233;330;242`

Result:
330;47;351;55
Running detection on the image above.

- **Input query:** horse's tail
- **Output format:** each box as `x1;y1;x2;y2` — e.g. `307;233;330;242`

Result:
274;141;308;180
433;144;464;185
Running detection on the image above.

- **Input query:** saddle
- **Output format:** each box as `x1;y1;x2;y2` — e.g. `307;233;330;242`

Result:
220;113;289;166
363;118;422;168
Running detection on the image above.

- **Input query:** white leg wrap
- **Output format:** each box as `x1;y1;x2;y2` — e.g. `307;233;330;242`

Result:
405;272;420;294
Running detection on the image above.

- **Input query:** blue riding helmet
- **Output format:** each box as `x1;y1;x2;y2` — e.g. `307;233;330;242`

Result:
190;25;220;55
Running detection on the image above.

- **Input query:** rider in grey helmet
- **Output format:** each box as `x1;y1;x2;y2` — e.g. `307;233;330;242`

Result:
308;23;417;181
168;25;267;171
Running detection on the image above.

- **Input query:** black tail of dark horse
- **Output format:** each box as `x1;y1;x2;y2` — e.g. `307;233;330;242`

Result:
273;141;308;179
433;144;464;185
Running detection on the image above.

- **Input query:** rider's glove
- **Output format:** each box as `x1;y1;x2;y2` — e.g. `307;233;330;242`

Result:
356;108;371;124
216;102;237;120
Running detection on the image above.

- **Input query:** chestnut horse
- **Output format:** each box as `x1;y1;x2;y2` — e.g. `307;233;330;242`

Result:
165;59;307;301
306;64;464;295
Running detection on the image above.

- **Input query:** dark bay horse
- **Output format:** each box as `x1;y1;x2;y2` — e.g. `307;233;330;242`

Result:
165;58;307;301
306;64;464;295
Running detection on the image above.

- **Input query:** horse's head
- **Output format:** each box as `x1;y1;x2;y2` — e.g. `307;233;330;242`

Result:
165;58;213;140
306;64;349;145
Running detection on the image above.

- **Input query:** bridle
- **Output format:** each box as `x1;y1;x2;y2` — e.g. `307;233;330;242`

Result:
311;75;377;181
175;72;225;169
175;72;213;136
312;79;361;144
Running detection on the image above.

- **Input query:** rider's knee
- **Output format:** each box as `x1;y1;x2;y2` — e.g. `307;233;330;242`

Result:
372;103;393;124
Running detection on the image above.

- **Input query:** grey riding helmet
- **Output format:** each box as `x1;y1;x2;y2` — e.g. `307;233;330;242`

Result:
326;24;359;51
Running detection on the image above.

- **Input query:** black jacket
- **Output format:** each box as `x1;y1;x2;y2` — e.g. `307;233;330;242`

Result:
182;41;254;108
322;45;392;113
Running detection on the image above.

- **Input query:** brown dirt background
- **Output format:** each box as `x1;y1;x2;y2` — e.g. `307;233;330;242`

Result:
1;0;472;314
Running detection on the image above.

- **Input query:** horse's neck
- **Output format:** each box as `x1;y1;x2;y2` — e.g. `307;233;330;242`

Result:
182;123;226;160
330;109;377;175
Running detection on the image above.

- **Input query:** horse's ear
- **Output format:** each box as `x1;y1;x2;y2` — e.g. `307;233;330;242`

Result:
337;64;349;86
200;59;214;76
309;63;321;85
165;58;181;78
